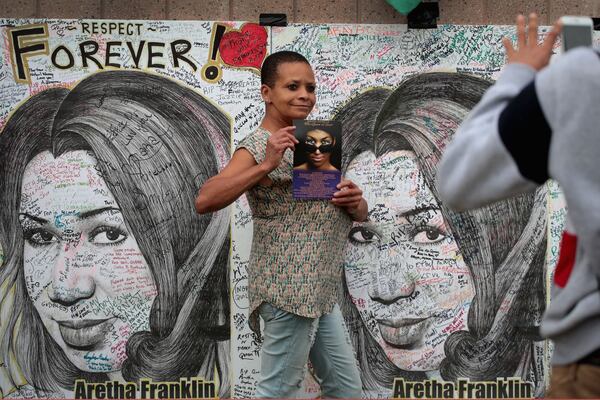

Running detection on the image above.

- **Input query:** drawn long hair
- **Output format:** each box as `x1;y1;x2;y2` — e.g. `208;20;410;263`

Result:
0;71;231;396
337;73;548;395
335;87;427;389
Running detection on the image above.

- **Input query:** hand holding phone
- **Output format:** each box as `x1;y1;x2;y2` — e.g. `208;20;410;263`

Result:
561;16;593;52
503;13;561;71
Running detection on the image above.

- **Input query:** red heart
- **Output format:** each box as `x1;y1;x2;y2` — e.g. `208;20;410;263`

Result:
219;23;268;70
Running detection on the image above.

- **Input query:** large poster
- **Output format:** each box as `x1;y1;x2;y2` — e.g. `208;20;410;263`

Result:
0;18;572;399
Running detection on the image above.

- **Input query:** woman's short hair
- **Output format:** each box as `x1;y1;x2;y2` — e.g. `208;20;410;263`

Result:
261;51;310;87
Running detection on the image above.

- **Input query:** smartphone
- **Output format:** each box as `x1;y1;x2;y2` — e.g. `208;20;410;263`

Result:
560;16;593;52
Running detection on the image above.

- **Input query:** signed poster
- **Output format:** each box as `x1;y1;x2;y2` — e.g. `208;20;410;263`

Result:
0;17;579;398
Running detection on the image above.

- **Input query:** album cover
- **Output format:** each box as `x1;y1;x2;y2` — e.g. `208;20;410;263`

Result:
293;119;342;200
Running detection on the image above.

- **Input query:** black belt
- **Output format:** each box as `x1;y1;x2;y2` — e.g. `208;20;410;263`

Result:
580;348;600;366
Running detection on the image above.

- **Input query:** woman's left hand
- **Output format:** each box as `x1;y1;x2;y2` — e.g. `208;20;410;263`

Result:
331;179;368;221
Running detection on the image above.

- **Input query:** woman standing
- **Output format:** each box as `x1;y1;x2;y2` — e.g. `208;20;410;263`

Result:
196;51;366;398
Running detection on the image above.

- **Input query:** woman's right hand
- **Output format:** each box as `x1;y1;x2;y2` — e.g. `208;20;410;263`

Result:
262;126;298;172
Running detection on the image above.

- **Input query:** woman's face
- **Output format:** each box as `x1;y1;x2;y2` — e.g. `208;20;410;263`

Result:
305;130;334;169
344;150;474;372
263;61;316;122
19;150;158;373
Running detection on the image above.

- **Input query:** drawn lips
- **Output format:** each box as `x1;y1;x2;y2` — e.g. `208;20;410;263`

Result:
57;319;112;349
377;318;430;348
378;317;428;328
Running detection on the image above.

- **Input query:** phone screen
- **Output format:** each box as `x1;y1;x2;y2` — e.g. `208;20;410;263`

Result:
562;24;593;51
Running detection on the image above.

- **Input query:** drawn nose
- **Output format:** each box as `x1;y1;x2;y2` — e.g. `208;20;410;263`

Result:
48;240;96;306
368;266;416;305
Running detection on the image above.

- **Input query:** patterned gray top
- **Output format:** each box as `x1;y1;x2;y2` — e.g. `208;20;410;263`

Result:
237;127;352;334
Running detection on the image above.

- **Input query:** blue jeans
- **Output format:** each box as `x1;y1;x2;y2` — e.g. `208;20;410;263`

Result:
255;303;362;398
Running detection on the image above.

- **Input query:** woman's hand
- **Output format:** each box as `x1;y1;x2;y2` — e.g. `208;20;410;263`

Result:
262;126;298;172
503;13;561;71
332;179;368;221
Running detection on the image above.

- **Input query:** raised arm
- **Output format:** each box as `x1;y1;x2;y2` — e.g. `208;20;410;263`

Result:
195;126;298;214
437;14;561;211
195;149;267;214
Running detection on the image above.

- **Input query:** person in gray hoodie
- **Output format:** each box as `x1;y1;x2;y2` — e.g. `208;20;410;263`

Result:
437;13;600;398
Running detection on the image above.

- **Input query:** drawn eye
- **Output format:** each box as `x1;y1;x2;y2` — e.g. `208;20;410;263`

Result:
90;226;127;246
411;226;447;244
349;226;380;244
23;229;59;247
